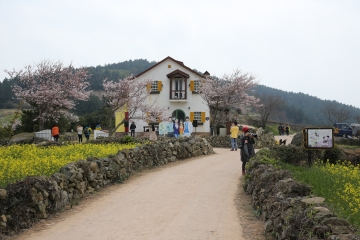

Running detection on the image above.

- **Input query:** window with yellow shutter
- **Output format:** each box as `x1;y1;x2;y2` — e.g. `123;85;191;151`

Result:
192;112;205;125
190;81;194;91
190;80;200;93
201;112;206;122
149;81;161;94
194;80;200;92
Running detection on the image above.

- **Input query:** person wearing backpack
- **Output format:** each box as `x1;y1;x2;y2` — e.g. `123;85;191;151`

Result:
239;126;255;175
84;125;91;141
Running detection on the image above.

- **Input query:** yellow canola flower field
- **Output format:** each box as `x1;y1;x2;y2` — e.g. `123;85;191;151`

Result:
0;143;140;187
314;161;360;226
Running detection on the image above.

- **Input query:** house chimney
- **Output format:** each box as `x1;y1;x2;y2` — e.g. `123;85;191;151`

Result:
203;71;210;77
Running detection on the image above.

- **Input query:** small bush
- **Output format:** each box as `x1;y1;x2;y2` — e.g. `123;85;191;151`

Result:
121;135;134;144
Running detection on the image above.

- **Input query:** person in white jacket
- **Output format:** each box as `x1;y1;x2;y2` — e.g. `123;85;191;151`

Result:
183;116;193;137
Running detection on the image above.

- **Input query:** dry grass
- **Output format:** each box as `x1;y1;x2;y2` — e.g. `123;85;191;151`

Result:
0;109;18;118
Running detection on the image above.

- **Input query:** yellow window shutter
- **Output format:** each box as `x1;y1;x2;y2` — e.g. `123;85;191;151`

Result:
146;83;151;92
190;112;194;122
156;113;161;122
146;112;150;122
190;80;194;91
201;112;206;122
158;81;162;91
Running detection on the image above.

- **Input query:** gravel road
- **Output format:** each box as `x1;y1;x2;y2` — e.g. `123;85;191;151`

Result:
14;148;247;240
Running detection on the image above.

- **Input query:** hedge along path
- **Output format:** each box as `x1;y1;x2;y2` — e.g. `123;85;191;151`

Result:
14;148;250;240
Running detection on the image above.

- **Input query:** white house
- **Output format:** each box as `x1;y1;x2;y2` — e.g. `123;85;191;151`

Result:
115;56;211;136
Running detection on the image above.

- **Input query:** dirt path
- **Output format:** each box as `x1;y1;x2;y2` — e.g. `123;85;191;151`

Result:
13;148;266;240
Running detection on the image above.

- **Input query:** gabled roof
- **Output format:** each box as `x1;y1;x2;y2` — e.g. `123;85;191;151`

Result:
135;56;205;78
166;69;190;78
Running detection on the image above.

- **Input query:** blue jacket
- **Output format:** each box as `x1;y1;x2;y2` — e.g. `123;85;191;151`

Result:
173;123;179;134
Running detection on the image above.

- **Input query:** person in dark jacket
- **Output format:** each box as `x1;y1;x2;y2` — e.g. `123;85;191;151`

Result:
130;122;136;137
239;126;255;175
84;126;91;141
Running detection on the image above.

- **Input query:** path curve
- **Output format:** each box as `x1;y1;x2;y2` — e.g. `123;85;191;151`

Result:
14;148;247;240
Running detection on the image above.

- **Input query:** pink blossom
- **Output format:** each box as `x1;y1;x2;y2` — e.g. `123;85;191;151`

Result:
5;60;91;129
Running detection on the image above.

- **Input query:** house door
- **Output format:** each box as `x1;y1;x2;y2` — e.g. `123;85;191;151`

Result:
172;109;186;122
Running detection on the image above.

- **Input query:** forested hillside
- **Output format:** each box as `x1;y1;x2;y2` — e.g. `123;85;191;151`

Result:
255;85;360;126
87;59;157;90
1;59;360;126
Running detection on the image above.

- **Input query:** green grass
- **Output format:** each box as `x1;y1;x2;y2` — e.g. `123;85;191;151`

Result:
337;144;360;150
253;148;360;230
265;123;294;136
0;109;18;118
280;161;360;230
0;109;18;128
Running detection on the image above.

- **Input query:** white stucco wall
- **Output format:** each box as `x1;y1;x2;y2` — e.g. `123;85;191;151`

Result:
134;58;210;134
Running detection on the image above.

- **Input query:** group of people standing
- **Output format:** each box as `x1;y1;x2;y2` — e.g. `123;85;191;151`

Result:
76;125;92;143
166;116;193;138
278;124;290;136
230;121;256;176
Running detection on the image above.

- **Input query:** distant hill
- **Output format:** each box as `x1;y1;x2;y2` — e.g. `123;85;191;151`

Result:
86;59;157;90
1;59;360;126
254;85;360;126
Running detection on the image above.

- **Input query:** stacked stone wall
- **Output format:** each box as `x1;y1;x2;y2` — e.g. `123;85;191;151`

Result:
0;137;213;237
245;150;360;240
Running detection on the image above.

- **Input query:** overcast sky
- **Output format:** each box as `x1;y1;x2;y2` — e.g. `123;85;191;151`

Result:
1;0;360;108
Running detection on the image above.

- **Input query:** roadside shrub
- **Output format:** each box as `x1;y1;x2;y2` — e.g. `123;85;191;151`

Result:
121;135;134;144
322;145;344;164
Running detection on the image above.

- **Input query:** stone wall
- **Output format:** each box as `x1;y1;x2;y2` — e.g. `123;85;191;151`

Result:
0;137;214;237
245;150;359;240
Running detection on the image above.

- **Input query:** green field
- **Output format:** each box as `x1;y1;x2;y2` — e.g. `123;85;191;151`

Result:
0;109;18;126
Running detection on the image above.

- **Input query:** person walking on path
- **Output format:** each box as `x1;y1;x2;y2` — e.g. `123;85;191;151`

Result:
230;121;239;151
285;125;290;136
239;126;255;175
278;124;283;136
130;122;136;137
77;125;83;143
52;124;60;142
84;125;91;141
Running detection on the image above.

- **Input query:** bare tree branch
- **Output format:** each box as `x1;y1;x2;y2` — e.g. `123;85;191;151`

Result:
256;94;284;127
321;102;352;124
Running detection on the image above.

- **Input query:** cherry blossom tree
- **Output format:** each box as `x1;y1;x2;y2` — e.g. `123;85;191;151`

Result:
102;76;169;136
200;69;260;134
5;60;91;130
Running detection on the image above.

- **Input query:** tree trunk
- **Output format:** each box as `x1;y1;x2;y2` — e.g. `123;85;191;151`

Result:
39;118;44;130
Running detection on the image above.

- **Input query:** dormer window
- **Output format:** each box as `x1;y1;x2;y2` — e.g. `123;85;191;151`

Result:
167;69;189;100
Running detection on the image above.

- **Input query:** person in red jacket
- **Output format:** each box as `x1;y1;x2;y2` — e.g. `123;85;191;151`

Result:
52;124;60;142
